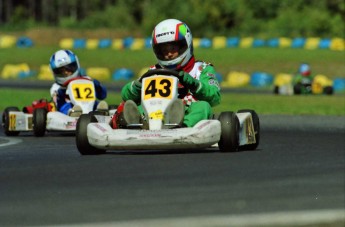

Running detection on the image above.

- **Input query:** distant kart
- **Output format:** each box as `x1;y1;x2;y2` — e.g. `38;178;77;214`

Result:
2;78;111;137
75;69;260;155
273;74;334;95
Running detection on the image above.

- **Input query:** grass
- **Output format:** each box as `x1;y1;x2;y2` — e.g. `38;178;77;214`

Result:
1;88;344;116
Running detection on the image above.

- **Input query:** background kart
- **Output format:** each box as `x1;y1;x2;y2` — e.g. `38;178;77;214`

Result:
76;69;260;155
273;74;334;95
2;78;111;137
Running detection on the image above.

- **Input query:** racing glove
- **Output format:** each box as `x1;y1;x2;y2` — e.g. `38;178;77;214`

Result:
131;78;142;94
178;71;201;93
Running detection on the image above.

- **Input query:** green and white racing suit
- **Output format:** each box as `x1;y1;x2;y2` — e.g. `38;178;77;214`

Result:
121;60;221;127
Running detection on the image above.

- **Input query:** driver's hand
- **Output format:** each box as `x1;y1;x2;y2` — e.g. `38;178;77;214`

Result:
133;78;142;91
178;71;200;93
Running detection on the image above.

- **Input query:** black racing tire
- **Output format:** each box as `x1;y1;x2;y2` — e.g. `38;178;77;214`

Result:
273;85;279;94
237;109;260;151
33;108;47;137
218;111;239;152
76;113;105;155
323;86;333;95
293;84;302;95
2;107;20;136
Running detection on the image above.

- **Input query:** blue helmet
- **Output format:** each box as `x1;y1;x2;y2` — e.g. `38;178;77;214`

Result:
49;50;80;85
299;63;311;76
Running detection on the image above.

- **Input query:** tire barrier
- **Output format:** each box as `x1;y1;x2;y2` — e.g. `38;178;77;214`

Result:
1;63;33;79
1;36;344;51
221;71;250;88
112;68;134;81
250;72;274;87
16;36;34;48
333;78;345;92
1;64;344;92
0;35;17;48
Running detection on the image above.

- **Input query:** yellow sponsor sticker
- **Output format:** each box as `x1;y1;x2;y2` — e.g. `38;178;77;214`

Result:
149;110;164;120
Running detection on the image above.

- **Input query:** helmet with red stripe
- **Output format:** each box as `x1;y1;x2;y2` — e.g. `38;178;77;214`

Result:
151;19;193;70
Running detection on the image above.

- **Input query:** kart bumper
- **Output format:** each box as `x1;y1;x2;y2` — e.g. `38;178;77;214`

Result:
87;120;221;150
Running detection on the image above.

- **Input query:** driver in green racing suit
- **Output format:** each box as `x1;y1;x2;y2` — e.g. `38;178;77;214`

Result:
117;19;221;128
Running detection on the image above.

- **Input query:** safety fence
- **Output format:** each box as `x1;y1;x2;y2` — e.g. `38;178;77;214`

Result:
0;35;344;51
1;63;344;92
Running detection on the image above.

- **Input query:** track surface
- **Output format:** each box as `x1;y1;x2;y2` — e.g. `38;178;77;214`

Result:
0;115;344;226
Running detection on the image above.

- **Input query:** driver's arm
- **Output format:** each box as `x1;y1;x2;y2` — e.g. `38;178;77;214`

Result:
193;65;221;107
121;80;141;103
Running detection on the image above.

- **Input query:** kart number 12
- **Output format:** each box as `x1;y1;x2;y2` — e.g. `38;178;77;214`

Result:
71;83;96;101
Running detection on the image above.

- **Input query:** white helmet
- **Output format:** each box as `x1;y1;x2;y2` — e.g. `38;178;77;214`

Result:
152;19;193;70
49;50;80;85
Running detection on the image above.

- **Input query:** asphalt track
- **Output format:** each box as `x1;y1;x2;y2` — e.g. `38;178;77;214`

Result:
0;115;344;227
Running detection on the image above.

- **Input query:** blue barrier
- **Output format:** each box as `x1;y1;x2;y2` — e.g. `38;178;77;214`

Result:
112;68;134;81
333;78;345;92
226;37;239;47
123;37;134;48
199;38;212;48
253;39;265;47
318;38;331;49
98;39;112;48
144;37;152;48
16;36;34;47
250;72;274;87
215;72;223;83
291;37;306;48
267;38;279;47
73;39;86;48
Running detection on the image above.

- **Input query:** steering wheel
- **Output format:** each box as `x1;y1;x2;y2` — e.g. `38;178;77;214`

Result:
139;68;180;82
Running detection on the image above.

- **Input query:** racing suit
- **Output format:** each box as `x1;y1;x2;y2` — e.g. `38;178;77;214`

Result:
50;75;107;115
121;57;221;127
292;73;315;94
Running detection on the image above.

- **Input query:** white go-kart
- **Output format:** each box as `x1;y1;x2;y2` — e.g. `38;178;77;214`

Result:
2;78;110;137
76;69;260;155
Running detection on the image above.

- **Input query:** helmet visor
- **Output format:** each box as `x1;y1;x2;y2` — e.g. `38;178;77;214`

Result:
53;62;78;77
153;40;188;61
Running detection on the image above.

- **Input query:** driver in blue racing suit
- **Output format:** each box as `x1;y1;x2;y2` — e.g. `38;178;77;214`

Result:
49;49;108;117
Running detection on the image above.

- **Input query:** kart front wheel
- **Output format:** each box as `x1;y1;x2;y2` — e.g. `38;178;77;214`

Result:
2;107;20;136
33;108;47;137
218;111;239;152
76;113;105;155
237;109;260;151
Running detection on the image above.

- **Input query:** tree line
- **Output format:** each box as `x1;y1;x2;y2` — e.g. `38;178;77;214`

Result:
1;0;344;38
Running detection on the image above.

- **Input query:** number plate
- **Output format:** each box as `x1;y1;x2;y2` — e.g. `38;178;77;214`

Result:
71;83;96;101
143;77;174;100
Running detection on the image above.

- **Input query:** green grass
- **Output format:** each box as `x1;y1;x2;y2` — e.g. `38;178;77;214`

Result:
0;47;344;79
1;88;344;116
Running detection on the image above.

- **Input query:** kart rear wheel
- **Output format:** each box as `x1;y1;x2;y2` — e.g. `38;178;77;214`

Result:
2;107;20;136
323;86;333;95
237;109;260;151
76;113;105;155
33;108;47;137
218;111;239;152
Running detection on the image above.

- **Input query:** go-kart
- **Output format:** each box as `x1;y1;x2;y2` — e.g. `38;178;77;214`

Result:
76;69;260;155
2;78;111;137
273;74;333;95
